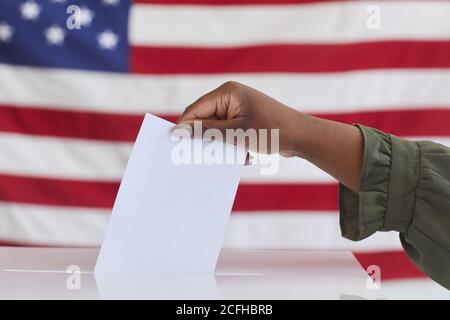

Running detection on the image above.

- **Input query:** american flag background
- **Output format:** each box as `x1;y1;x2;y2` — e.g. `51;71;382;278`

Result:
0;0;449;298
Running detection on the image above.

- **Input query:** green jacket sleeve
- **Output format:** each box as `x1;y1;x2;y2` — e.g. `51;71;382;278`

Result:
339;124;450;290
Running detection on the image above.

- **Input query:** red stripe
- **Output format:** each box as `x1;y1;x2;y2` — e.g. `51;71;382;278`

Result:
131;42;450;74
354;251;426;281
0;174;119;209
234;183;338;211
0;105;144;142
317;109;450;137
0;173;338;211
1;105;450;141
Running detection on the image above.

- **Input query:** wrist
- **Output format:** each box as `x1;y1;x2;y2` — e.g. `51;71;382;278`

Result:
278;109;309;158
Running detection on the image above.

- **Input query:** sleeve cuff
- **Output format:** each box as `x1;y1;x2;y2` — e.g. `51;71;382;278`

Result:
339;124;420;241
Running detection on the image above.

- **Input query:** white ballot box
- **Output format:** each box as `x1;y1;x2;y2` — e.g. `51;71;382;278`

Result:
0;247;384;299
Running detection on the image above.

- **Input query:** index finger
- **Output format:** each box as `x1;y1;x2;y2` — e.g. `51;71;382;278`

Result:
176;87;227;124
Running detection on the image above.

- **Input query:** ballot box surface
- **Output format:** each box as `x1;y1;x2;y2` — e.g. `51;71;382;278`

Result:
0;247;383;299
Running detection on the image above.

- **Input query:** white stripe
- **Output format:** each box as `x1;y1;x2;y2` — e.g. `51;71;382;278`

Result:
0;132;333;182
2;64;450;114
224;212;402;251
243;136;450;181
1;132;447;182
130;1;450;46
0;202;401;251
0;133;131;181
0;202;109;246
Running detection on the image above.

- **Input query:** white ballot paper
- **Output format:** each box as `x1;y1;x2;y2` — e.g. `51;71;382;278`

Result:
95;113;246;275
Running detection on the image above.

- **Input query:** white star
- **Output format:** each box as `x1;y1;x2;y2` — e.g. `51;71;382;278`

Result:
20;1;41;21
44;25;65;45
98;30;119;50
0;23;13;42
79;7;94;27
102;0;120;6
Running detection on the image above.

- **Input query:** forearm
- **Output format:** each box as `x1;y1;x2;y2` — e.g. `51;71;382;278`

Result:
286;111;364;192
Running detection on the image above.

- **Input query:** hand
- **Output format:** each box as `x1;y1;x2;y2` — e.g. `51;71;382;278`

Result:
176;81;303;157
176;81;364;191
